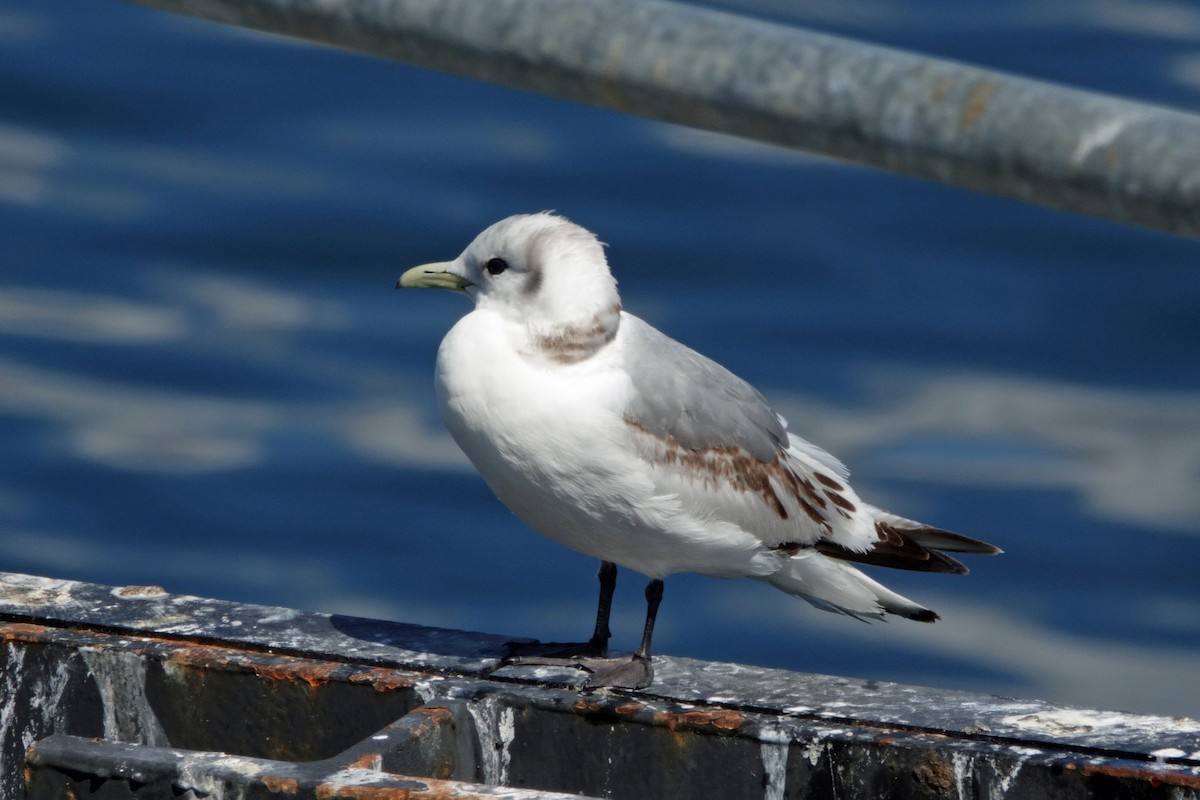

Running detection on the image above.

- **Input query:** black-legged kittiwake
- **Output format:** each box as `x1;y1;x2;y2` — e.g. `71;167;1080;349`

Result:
397;212;1000;689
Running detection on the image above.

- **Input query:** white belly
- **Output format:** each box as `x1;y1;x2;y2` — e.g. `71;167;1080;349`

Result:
432;310;768;579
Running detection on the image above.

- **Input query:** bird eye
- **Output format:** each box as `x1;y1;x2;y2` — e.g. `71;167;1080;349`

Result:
485;257;509;276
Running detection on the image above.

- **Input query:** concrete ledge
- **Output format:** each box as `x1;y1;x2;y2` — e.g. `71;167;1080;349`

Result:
2;572;1198;799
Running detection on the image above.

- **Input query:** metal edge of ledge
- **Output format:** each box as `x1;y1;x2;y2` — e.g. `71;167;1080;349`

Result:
120;0;1200;238
2;572;1200;800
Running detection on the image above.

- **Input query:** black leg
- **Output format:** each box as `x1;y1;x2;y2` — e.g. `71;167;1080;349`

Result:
492;569;663;691
588;561;618;655
499;561;616;660
634;578;663;659
579;578;663;690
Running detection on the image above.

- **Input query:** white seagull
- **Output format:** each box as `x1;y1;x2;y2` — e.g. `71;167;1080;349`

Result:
398;213;999;689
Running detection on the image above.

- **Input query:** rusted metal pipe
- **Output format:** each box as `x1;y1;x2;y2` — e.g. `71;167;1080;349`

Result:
120;0;1200;238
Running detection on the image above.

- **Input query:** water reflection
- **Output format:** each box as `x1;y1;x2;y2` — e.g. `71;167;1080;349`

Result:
1;0;1197;722
719;590;1200;715
4;273;1196;534
0;288;186;343
775;372;1200;532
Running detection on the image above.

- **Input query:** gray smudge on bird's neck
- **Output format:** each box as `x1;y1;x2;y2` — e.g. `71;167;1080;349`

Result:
529;302;622;364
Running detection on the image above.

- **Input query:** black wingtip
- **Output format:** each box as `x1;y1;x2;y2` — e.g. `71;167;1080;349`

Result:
906;525;1003;555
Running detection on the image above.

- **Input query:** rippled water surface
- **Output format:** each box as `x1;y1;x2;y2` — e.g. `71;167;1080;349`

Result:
3;0;1199;716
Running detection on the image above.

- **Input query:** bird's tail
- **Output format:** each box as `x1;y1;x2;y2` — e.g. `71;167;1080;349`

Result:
762;550;938;622
813;508;1003;576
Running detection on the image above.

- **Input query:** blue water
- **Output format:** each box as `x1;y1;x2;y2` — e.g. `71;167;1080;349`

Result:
2;0;1199;718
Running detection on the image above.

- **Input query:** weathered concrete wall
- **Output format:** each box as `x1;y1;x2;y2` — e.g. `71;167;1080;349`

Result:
2;572;1198;799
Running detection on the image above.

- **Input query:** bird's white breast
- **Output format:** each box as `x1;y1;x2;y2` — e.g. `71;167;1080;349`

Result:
433;309;778;580
435;310;649;555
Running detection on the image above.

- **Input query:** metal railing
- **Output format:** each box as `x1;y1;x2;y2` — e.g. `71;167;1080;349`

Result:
6;572;1200;800
124;0;1200;238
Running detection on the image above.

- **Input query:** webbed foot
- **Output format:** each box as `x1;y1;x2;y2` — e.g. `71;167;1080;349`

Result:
578;654;654;689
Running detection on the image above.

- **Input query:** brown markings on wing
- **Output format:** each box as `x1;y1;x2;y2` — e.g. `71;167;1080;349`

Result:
624;416;832;530
780;471;830;528
807;471;856;518
824;488;857;517
814;521;969;574
814;472;844;491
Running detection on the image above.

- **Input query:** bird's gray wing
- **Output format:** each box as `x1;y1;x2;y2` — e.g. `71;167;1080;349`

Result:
620;314;787;462
618;315;1001;572
617;314;992;567
619;313;851;545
